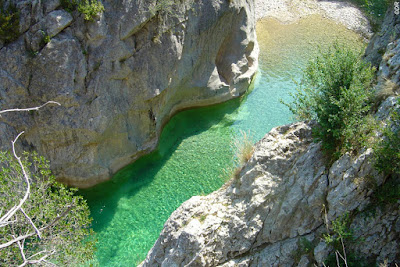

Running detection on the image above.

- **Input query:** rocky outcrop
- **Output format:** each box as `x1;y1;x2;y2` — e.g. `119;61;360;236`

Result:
0;0;259;187
365;6;400;101
141;98;400;266
365;6;400;68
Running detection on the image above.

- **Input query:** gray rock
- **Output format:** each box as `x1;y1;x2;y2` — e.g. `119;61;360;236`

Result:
313;241;330;265
365;7;400;68
43;10;73;37
297;255;310;267
0;0;259;187
44;0;60;14
142;97;400;266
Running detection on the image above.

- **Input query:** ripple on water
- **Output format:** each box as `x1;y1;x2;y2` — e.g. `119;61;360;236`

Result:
81;14;365;266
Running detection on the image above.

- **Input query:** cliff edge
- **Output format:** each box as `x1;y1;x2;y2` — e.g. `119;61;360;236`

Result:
0;0;258;187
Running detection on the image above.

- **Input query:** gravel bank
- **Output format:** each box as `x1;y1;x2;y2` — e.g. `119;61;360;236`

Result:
255;0;372;38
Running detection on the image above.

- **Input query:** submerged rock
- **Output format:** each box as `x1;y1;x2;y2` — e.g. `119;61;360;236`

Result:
0;0;258;187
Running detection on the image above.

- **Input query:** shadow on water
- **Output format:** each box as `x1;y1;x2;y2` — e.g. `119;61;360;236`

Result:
79;96;243;262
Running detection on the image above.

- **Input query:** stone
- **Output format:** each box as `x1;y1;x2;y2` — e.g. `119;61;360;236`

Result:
43;10;73;37
297;255;310;267
313;242;330;265
255;0;372;39
44;0;60;14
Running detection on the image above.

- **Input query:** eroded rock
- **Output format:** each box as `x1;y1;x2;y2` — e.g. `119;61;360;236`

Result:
0;0;259;187
142;99;399;265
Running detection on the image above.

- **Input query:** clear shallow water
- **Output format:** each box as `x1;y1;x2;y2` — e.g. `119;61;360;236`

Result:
81;15;364;266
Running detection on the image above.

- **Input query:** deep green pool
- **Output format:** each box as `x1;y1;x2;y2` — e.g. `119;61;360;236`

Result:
81;15;364;266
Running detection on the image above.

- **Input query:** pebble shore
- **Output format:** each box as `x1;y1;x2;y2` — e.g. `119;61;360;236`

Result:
255;0;372;39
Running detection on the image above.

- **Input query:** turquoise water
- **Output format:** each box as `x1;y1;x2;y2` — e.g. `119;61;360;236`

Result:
82;15;364;266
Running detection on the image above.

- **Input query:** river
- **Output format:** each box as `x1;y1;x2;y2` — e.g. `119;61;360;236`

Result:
81;15;364;266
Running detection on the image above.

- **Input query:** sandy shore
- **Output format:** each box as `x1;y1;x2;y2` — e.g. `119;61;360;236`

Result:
255;0;372;38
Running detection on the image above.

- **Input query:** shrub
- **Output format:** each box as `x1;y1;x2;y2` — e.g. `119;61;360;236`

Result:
323;213;368;267
0;0;20;44
149;0;177;16
374;98;400;176
232;130;254;166
61;0;104;21
222;130;254;184
349;0;392;30
0;151;96;265
284;43;376;161
77;0;105;21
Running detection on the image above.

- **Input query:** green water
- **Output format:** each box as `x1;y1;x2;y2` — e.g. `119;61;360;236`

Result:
82;15;364;266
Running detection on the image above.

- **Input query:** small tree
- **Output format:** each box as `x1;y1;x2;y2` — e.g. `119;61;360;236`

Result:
284;43;376;160
61;0;104;21
0;102;96;266
375;98;400;176
0;0;20;44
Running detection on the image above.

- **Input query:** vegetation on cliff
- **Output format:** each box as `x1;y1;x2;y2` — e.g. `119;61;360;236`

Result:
375;99;400;176
61;0;104;21
0;0;19;43
285;43;376;161
0;103;95;266
351;0;394;30
0;151;95;266
285;40;399;265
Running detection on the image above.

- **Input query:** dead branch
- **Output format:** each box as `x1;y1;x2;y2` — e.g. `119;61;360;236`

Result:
0;132;30;224
0;101;62;265
0;101;61;116
19;250;56;267
340;237;348;267
0;205;72;249
0;233;35;249
20;207;41;239
16;239;26;263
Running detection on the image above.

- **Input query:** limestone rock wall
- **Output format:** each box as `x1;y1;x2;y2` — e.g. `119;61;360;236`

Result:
0;0;259;187
365;6;400;101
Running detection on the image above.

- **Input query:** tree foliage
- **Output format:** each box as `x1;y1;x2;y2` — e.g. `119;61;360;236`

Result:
61;0;104;21
0;151;95;266
0;0;20;44
285;43;376;160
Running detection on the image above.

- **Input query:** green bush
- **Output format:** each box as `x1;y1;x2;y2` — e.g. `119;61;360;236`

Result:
374;98;400;176
0;0;20;44
284;43;376;161
61;0;104;21
323;213;368;267
0;151;96;265
149;0;175;16
349;0;391;30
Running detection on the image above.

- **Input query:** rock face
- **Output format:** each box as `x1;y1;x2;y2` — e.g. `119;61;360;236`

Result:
142;100;400;266
365;6;400;68
365;6;400;101
0;0;259;187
